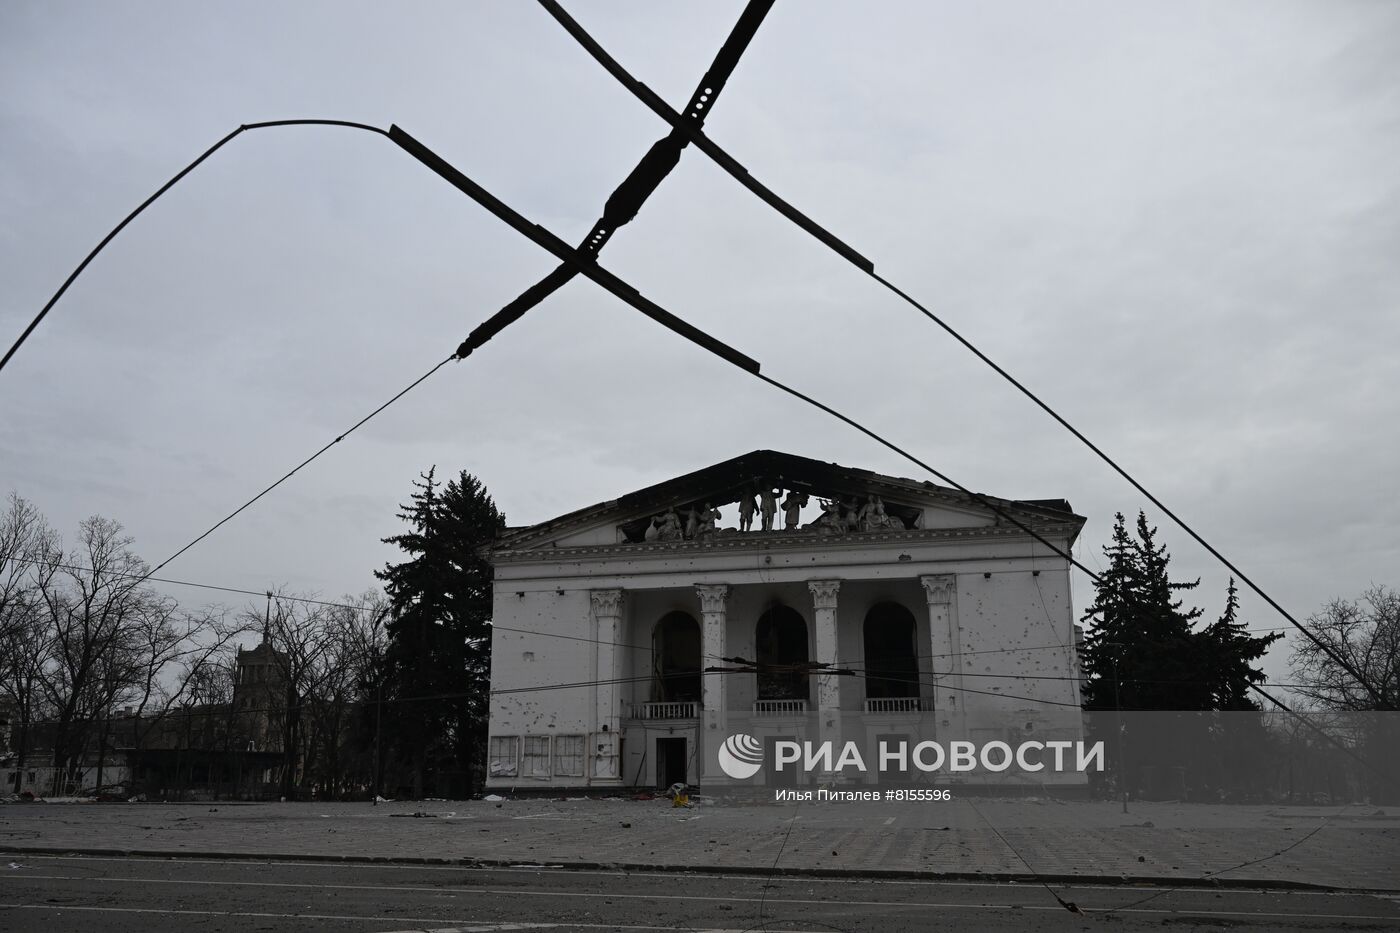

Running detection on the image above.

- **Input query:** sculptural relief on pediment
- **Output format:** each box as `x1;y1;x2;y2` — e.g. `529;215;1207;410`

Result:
619;476;923;544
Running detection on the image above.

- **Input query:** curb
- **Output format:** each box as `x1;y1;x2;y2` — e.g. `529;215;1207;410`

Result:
4;845;1392;894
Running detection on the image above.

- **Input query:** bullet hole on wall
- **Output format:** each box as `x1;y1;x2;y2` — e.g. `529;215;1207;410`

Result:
522;652;535;662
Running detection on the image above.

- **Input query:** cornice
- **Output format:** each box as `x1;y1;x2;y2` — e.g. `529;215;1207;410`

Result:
490;521;1082;565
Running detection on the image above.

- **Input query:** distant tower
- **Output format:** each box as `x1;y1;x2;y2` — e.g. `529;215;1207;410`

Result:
232;593;287;753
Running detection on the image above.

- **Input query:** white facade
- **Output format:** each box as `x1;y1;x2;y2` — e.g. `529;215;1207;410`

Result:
485;451;1087;791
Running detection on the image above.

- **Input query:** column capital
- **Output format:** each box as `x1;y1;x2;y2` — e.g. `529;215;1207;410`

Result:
920;574;956;606
807;579;841;611
694;584;730;614
590;588;624;617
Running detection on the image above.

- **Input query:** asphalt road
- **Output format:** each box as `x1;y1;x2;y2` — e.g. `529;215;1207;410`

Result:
3;854;1399;932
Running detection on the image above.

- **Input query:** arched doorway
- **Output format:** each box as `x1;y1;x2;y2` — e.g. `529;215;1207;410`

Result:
652;611;701;702
755;605;809;702
863;602;919;699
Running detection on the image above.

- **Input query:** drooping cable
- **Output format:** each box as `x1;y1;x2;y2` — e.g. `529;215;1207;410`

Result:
534;0;1388;710
0;120;388;376
145;353;455;582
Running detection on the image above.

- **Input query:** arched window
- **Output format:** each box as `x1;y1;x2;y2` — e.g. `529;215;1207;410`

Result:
652;611;701;702
755;605;809;701
863;602;919;699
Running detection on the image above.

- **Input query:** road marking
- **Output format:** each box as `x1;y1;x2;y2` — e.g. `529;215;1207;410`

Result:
0;905;831;933
6;875;1398;923
883;817;895;826
5;852;1389;899
379;926;555;932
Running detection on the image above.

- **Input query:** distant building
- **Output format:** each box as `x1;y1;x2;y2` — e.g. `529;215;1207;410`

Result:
485;450;1088;792
1;639;287;799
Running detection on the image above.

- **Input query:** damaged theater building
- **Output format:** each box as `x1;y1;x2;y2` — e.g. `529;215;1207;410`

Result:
485;450;1088;793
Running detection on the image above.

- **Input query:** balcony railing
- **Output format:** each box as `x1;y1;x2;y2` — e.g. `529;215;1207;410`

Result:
753;699;809;716
864;697;934;714
637;701;699;720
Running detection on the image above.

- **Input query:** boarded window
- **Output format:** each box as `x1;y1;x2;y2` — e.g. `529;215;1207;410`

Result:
523;736;551;779
554;734;584;776
488;736;519;777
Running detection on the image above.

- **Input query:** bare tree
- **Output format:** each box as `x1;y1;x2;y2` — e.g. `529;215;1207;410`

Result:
0;494;54;642
253;591;335;800
0;494;59;791
303;592;389;798
238;589;390;799
1291;585;1400;712
32;516;176;791
119;608;249;795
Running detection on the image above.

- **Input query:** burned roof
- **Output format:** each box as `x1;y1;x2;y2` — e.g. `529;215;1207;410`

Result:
493;449;1083;551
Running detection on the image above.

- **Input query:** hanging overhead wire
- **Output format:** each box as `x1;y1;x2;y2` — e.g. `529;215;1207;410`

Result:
0;542;1298;671
0;555;381;613
0;117;467;590
0;120;388;376
144;353;455;583
533;0;1388;711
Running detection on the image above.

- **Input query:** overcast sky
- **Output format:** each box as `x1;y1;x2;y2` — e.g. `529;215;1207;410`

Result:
3;1;1397;688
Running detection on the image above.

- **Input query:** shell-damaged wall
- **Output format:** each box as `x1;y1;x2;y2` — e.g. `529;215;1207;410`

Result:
490;588;596;735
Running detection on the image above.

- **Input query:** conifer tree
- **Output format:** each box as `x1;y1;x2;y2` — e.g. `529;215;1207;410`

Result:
1201;578;1281;710
374;468;504;797
1081;512;1279;711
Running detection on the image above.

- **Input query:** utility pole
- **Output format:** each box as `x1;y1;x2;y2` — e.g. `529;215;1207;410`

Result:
373;672;383;805
1113;654;1128;815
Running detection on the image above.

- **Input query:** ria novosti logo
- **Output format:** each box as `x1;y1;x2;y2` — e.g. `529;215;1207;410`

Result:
717;733;764;779
716;731;1104;779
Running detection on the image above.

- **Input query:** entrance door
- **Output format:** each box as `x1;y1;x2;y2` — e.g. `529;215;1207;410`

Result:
657;737;688;789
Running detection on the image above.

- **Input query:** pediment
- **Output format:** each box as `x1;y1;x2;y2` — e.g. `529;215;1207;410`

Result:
493;450;1083;553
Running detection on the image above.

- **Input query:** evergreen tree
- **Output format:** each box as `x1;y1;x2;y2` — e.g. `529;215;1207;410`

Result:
1201;578;1281;710
1081;512;1279;711
374;468;504;797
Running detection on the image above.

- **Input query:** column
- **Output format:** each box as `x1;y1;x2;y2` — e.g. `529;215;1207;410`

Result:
590;588;623;783
920;574;964;738
695;584;729;734
808;580;842;716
